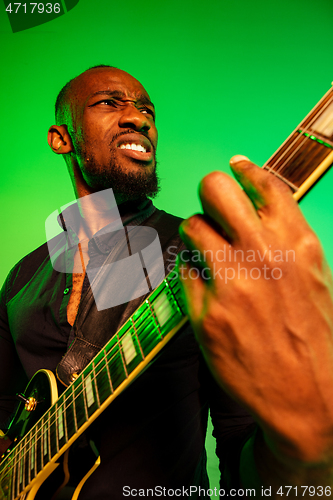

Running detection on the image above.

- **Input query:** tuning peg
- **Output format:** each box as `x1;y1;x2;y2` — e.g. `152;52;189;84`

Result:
16;393;37;412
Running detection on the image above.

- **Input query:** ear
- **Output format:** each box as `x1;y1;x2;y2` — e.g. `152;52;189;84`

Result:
47;125;74;154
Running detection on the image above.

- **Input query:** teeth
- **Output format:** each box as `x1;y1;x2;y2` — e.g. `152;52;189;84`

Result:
119;143;147;153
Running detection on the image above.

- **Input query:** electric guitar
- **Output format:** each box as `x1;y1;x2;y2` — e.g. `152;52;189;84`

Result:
1;84;333;500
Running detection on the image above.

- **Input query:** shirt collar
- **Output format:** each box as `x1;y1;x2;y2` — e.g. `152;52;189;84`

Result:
57;197;156;254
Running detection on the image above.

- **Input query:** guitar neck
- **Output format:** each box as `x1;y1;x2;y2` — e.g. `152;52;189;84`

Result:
263;84;333;201
2;84;333;500
0;273;189;499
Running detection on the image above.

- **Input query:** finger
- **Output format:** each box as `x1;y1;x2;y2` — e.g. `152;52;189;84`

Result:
176;254;206;326
198;169;261;243
179;213;229;268
229;155;305;225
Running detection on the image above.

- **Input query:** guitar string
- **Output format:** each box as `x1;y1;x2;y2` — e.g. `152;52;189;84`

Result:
3;273;180;481
267;99;333;184
265;89;333;176
47;285;181;438
1;300;184;490
7;276;186;488
266;88;333;174
0;278;183;485
0;236;261;484
0;306;179;490
273;94;333;176
0;285;169;479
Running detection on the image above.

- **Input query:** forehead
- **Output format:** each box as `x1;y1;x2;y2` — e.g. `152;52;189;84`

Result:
71;68;151;105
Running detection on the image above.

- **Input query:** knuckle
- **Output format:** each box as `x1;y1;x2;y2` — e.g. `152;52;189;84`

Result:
180;214;204;239
297;230;323;261
199;171;229;198
260;169;291;195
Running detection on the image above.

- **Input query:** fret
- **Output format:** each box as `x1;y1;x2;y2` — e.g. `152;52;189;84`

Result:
30;429;36;477
131;325;145;362
131;302;162;356
298;128;333;148
23;447;28;493
42;415;50;469
151;291;174;331
71;383;78;435
82;365;99;417
63;388;76;441
24;435;30;488
36;421;43;474
117;329;129;378
92;360;101;408
145;297;162;331
150;283;184;336
74;375;88;428
167;275;186;314
117;320;145;361
106;339;127;390
301;88;333;133
13;448;19;500
18;442;24;492
85;375;95;408
121;330;139;365
94;349;113;405
56;396;68;448
118;327;144;373
10;452;16;500
29;431;35;483
264;87;333;194
81;377;89;420
265;131;332;188
58;407;65;441
49;406;59;458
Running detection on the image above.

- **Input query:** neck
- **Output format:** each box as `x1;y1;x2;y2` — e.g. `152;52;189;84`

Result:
75;189;123;240
72;184;146;241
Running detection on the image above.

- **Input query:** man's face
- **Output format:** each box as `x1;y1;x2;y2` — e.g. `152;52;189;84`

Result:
67;67;159;198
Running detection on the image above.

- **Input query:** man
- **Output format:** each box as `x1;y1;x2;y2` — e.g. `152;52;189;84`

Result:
1;65;332;498
0;65;255;498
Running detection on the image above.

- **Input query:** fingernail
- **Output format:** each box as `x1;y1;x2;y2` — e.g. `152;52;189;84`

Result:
230;155;250;164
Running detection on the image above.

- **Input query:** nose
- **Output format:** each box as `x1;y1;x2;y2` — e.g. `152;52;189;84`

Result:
118;103;151;133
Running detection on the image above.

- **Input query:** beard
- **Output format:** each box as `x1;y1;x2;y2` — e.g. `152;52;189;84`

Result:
76;137;160;199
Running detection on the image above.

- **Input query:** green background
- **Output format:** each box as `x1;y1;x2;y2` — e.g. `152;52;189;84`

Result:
1;0;333;491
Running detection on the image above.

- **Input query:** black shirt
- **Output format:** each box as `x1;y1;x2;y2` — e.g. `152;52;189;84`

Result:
0;200;255;498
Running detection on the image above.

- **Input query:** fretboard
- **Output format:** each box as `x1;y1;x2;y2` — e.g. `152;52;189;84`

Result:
263;84;333;201
0;272;188;499
1;84;333;500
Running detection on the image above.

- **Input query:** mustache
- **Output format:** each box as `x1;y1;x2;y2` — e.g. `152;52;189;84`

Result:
109;129;156;153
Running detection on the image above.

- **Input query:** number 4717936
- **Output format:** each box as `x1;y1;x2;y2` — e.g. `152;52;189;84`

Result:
277;486;332;496
5;3;61;13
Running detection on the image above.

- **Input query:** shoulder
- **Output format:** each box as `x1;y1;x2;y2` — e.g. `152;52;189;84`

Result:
145;208;186;263
145;207;184;245
1;232;65;305
146;207;184;230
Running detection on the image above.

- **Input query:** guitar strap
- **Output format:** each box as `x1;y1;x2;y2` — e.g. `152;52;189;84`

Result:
56;208;185;386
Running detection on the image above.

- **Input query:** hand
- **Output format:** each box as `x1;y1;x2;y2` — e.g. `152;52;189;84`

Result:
178;156;333;465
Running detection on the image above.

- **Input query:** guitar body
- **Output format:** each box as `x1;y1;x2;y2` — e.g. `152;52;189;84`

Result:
0;370;99;500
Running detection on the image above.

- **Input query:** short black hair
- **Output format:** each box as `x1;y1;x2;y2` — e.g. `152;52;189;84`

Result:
55;64;117;124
